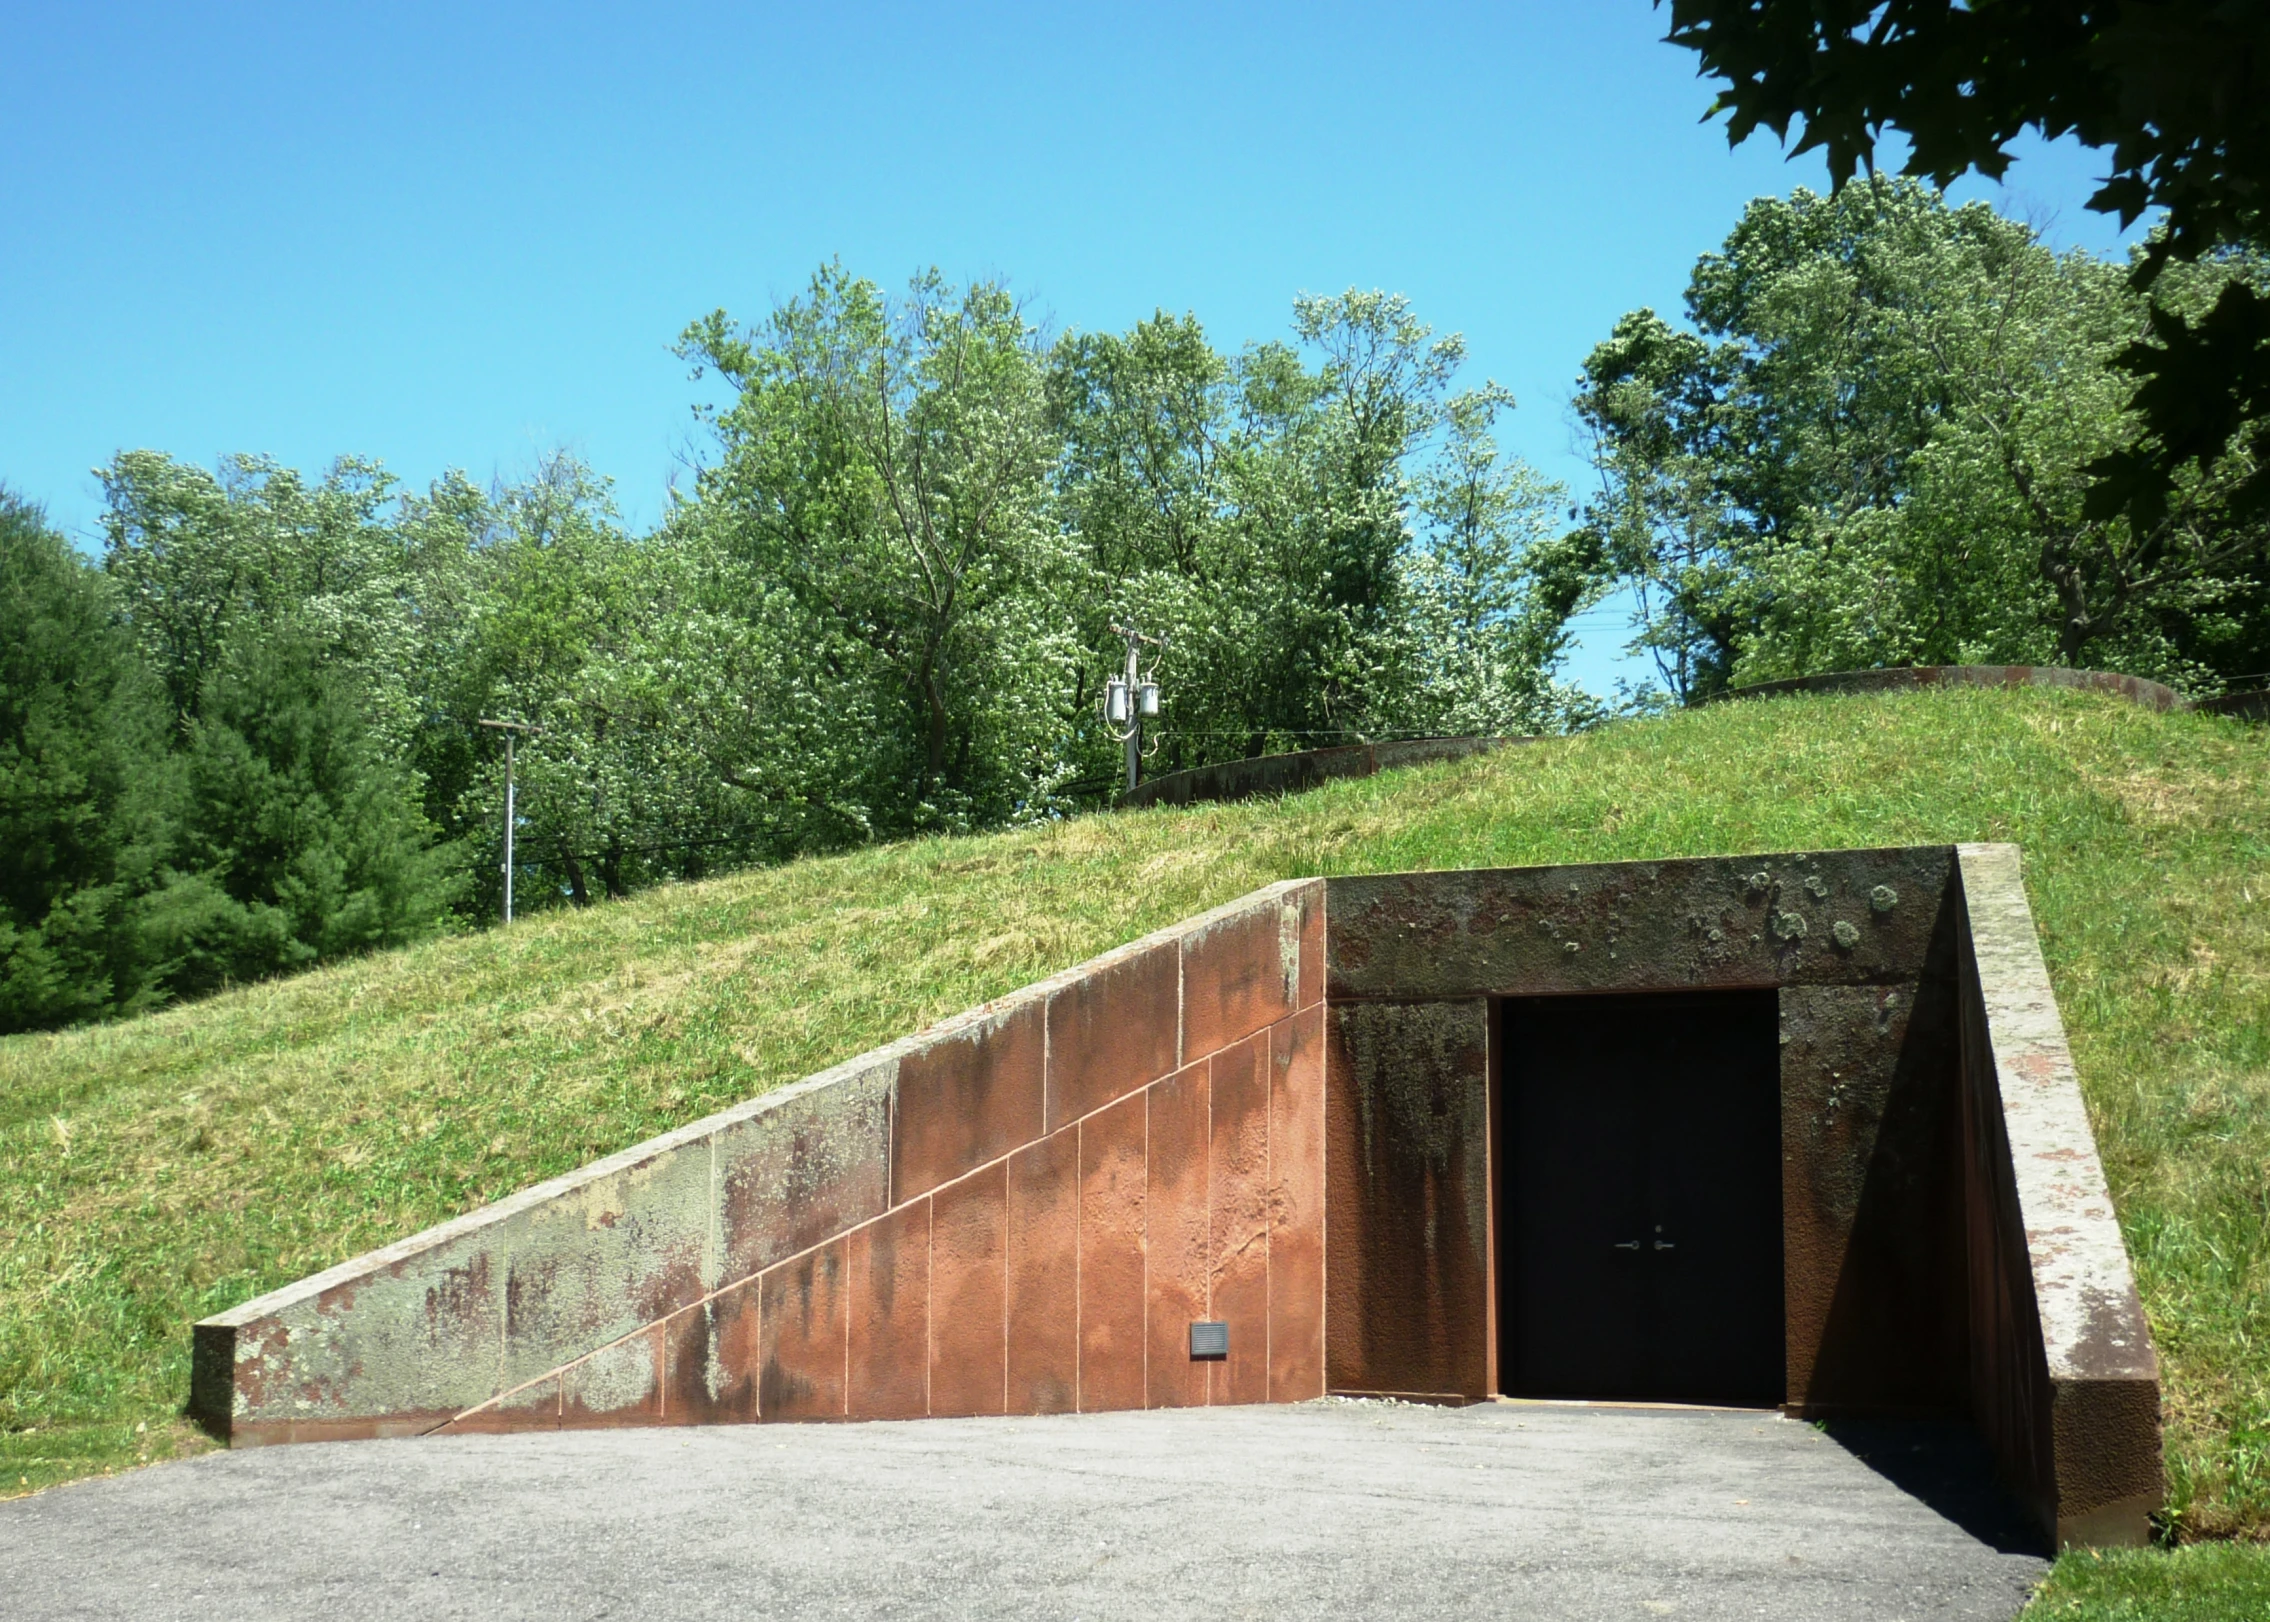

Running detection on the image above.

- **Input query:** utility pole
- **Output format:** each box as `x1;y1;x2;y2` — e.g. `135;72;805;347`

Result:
1104;624;1162;793
476;719;542;924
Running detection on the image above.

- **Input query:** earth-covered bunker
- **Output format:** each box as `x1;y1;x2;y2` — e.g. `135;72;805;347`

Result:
192;843;2159;1548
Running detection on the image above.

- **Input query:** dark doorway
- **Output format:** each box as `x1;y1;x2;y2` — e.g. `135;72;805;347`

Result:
1500;990;1784;1406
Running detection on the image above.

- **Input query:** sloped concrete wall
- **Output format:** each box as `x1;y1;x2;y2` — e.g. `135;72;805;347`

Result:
1953;844;2161;1547
193;880;1327;1443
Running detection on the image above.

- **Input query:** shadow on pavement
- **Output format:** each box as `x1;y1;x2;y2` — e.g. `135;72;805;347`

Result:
1819;1419;2048;1557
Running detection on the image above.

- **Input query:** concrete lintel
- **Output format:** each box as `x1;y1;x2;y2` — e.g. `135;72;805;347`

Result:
1325;846;1958;1002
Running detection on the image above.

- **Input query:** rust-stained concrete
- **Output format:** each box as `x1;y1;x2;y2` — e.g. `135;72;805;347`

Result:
1779;978;1969;1416
196;880;1328;1446
1326;848;1956;1002
1325;999;1491;1401
1319;846;2157;1548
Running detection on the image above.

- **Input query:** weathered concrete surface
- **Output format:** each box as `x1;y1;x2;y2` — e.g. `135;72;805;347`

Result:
1120;735;1517;810
1320;845;2161;1549
1780;978;1970;1416
1954;844;2162;1547
1323;849;1967;1416
0;1403;2049;1622
431;1011;1325;1434
2198;687;2270;721
1325;847;1958;1002
1325;999;1492;1401
187;841;2160;1555
1721;664;2187;713
191;1053;896;1445
198;880;1329;1445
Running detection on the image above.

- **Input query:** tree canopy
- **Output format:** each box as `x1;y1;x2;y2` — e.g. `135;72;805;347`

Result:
1661;0;2270;527
0;273;1594;1032
13;200;2254;1034
1577;180;2269;698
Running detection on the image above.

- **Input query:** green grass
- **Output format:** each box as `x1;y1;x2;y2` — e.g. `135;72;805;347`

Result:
2027;1544;2270;1618
4;687;2267;1592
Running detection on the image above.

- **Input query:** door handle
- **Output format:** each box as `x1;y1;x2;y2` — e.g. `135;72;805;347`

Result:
1653;1239;1675;1251
1613;1240;1641;1251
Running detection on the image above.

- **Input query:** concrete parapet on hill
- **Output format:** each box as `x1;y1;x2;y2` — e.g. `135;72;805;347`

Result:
1118;736;1516;811
1719;664;2187;711
193;846;2160;1549
2198;688;2270;721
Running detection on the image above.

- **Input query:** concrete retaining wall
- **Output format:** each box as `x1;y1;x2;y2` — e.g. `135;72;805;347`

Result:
2198;688;2270;721
1118;669;2260;818
1952;844;2162;1547
1119;736;1513;811
194;880;1327;1442
193;844;2159;1546
1719;665;2187;712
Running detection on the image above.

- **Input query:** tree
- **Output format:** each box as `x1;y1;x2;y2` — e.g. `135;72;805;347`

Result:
1577;180;2269;694
447;457;662;907
1049;291;1593;767
425;454;852;912
1660;0;2270;527
679;264;1081;833
91;451;464;991
0;493;176;1031
99;451;428;747
1573;310;1742;701
158;629;457;995
1396;389;1606;735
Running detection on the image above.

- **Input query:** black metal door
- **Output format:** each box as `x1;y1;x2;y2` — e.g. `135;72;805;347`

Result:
1501;990;1785;1406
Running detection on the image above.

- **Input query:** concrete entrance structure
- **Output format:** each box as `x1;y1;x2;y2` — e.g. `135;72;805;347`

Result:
193;843;2160;1548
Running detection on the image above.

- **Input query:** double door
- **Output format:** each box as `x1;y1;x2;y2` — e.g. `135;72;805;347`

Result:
1500;990;1785;1407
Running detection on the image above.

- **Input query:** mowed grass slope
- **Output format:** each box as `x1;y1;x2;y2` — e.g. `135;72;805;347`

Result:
4;691;2266;1582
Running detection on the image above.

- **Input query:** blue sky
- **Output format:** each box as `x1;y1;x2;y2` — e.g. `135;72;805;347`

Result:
1;2;2145;695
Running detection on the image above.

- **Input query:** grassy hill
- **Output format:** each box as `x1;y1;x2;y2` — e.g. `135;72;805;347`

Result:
4;685;2266;1608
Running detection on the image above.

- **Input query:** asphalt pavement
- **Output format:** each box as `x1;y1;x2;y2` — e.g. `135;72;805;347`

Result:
0;1398;2051;1621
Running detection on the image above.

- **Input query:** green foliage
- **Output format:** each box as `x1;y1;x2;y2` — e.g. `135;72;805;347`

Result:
0;493;175;1032
100;451;433;747
1398;388;1607;735
0;270;1607;1029
678;265;1080;834
1577;181;2270;696
156;630;457;996
1660;0;2270;529
1049;293;1594;768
